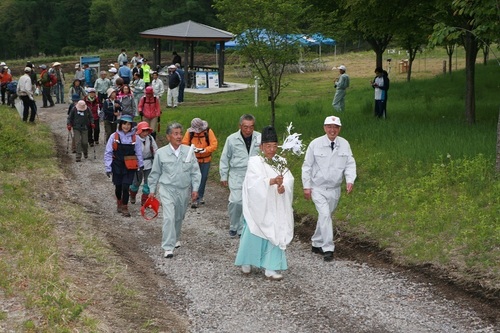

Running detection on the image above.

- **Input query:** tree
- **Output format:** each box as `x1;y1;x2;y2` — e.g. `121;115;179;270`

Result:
214;0;308;126
394;1;434;82
431;0;499;124
339;0;410;69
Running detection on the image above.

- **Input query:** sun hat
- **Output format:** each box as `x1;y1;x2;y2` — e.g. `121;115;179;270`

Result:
76;100;87;111
136;121;152;135
338;65;346;71
120;115;134;123
87;88;96;93
168;64;176;69
0;62;5;66
71;94;80;101
188;118;208;133
108;67;117;73
324;116;342;126
106;87;116;97
145;86;153;94
53;62;61;67
39;64;47;69
75;63;80;68
141;196;160;220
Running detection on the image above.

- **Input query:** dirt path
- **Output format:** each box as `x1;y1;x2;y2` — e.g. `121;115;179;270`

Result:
21;102;500;332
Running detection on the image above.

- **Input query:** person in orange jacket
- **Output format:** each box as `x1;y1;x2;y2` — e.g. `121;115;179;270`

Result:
181;117;218;208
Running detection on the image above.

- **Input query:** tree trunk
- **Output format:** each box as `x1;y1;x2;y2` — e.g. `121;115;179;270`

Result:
270;98;276;127
463;30;478;125
497;108;500;173
445;44;454;75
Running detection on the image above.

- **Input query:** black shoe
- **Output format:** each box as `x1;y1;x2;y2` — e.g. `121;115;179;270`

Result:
311;246;324;254
89;143;94;147
323;251;334;262
191;202;198;209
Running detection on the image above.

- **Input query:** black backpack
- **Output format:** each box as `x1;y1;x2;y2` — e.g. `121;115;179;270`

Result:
189;128;210;146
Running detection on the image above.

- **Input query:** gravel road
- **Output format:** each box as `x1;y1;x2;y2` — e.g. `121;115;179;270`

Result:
38;103;498;333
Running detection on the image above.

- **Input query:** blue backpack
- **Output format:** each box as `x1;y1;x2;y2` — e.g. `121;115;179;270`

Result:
6;81;17;93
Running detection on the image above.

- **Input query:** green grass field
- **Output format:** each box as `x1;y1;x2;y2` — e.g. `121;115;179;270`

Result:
164;57;500;289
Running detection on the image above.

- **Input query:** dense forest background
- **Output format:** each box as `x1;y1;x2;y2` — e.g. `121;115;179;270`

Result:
0;0;221;59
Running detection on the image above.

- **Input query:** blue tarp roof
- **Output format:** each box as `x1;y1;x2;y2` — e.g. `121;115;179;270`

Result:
216;32;335;50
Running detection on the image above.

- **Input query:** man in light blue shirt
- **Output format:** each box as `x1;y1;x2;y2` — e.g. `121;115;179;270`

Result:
148;122;201;258
220;114;261;237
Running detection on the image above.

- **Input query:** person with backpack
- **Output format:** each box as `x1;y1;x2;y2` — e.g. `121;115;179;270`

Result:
67;100;94;162
0;65;12;105
68;78;86;102
39;64;55;108
104;115;144;217
83;63;97;88
6;80;17;108
84;88;100;146
52;62;65;104
102;88;122;142
129;122;158;206
138;86;161;138
182;118;218;208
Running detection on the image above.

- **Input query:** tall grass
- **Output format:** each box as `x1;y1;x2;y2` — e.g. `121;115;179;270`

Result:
163;61;499;286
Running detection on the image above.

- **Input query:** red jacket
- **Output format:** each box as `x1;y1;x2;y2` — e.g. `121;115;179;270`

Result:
138;95;161;119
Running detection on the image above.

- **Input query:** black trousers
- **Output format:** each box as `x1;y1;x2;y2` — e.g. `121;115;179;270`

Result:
20;96;36;122
42;86;54;107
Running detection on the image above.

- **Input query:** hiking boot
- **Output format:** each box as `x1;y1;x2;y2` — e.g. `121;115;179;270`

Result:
141;194;148;206
75;154;81;162
117;199;123;213
121;205;131;217
129;190;138;204
84;153;88;159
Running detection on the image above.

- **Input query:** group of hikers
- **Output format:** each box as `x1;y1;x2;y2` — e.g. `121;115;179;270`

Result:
3;54;358;282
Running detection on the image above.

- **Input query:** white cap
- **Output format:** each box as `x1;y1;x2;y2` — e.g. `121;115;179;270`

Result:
24;67;32;72
0;62;6;66
75;63;80;68
324;116;342;126
108;67;117;73
338;65;346;71
168;64;176;69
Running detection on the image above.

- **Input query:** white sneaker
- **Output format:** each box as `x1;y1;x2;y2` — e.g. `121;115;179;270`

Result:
264;269;283;281
241;265;251;274
164;250;173;258
175;241;181;248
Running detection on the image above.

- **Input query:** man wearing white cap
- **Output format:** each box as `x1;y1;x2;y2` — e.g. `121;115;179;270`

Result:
166;64;181;108
301;116;356;262
332;65;349;112
17;67;36;122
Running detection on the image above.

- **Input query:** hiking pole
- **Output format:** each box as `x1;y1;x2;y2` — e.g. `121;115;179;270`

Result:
66;130;70;154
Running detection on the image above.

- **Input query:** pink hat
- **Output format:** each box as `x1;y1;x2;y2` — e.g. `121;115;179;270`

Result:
136;121;152;135
141;197;160;220
145;86;154;94
76;100;87;111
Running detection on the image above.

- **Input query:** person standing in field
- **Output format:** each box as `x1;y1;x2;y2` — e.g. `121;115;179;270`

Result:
234;126;294;281
17;67;36;123
117;49;128;67
219;114;261;237
332;65;349;112
371;67;390;119
148;122;201;259
301;115;356;262
150;71;164;99
67;100;94;162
